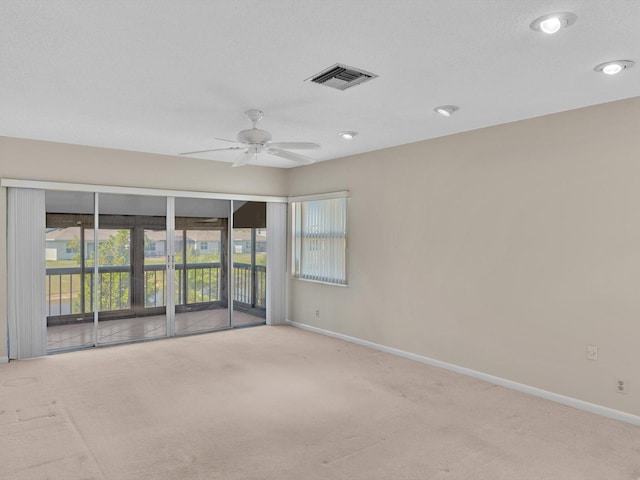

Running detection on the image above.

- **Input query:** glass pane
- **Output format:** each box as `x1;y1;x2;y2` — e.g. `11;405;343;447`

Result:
174;198;230;334
84;228;95;313
256;228;267;309
97;193;167;344
45;226;81;316
233;228;253;305
185;230;221;305
45;190;95;352
144;229;166;308
174;230;185;306
97;228;131;312
232;201;267;327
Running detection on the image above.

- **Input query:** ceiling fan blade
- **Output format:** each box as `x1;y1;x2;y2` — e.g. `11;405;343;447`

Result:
215;137;242;144
232;149;254;168
266;148;315;165
268;142;320;150
180;146;242;155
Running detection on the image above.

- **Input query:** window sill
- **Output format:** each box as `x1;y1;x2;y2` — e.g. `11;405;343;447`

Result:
290;277;349;288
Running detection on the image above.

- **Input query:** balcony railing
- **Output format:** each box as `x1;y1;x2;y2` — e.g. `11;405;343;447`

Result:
233;263;266;308
144;262;223;308
46;262;266;318
45;265;130;316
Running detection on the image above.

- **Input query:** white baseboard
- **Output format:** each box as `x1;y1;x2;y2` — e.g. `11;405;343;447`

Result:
0;356;8;364
286;319;640;427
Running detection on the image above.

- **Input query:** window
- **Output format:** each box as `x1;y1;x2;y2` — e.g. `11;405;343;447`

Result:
291;195;347;285
199;241;208;250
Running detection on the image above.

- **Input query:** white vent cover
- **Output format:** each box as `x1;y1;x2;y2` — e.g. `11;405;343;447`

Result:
306;63;378;90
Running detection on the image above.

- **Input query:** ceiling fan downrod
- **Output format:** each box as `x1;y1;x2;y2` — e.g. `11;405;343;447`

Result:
244;109;263;129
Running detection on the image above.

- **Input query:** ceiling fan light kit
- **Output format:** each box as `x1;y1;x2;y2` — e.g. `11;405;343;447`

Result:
180;109;320;167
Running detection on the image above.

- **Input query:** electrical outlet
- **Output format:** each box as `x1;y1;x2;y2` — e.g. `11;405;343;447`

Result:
615;378;628;394
315;309;320;318
586;344;598;361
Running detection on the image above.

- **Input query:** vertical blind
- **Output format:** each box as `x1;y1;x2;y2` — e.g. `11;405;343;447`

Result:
291;197;347;285
7;187;47;359
266;202;287;324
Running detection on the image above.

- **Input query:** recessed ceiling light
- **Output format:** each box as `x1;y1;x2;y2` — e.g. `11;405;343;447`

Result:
434;105;459;117
594;60;634;75
530;12;577;34
338;131;357;139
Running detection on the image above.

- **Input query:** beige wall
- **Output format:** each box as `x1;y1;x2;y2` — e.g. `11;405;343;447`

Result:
287;96;640;416
0;137;288;359
0;137;288;194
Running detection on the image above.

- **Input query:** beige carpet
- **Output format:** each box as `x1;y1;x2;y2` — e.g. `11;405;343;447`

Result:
0;325;638;479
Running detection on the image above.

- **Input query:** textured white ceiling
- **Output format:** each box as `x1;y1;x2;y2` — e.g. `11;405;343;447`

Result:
1;0;638;168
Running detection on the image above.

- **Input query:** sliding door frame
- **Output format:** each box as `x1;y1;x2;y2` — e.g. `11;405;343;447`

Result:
166;196;176;337
1;179;286;204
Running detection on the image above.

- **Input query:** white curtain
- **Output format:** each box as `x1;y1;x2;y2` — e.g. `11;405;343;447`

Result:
266;202;287;325
7;187;47;359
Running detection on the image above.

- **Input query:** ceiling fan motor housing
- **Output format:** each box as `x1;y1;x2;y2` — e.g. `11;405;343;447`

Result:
237;128;272;145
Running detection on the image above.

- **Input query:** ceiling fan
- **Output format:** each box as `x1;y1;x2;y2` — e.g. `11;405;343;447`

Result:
180;109;320;167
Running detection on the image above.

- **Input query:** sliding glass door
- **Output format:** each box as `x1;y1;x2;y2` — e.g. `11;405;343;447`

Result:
173;197;231;334
96;193;168;344
232;201;267;327
38;185;284;355
45;190;96;352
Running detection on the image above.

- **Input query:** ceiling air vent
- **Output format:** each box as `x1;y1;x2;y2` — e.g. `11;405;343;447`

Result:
306;63;378;91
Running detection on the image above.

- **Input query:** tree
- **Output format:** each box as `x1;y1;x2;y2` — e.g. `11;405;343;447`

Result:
68;234;81;265
98;230;130;267
76;230;131;313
